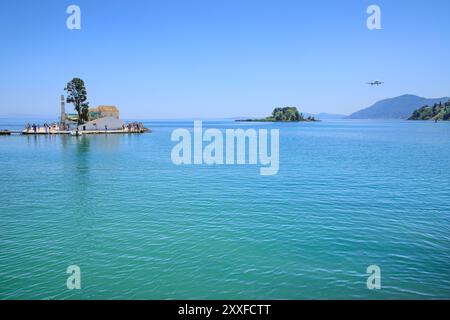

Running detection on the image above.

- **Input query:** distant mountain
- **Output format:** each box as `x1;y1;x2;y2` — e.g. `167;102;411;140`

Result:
347;95;450;119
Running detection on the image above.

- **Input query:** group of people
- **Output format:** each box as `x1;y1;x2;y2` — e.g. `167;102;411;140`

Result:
24;121;146;133
125;122;144;132
24;122;60;134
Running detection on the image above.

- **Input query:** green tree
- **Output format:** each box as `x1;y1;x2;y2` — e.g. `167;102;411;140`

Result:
265;106;314;122
285;107;298;121
274;111;284;121
65;78;90;124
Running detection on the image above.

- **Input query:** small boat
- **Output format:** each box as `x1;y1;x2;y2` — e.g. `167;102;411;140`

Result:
70;130;82;136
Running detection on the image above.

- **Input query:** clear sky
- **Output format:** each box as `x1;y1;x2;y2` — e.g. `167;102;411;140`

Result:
0;0;449;119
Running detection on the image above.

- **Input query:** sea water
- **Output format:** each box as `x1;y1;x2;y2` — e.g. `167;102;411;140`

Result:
0;119;449;299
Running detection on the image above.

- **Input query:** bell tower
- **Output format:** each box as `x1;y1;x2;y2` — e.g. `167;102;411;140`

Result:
60;95;66;126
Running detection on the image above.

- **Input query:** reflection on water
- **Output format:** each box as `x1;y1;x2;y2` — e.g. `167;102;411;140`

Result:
74;135;90;187
60;134;123;215
81;134;122;152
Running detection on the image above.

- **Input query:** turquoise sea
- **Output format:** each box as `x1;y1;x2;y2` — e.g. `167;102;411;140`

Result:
0;119;449;299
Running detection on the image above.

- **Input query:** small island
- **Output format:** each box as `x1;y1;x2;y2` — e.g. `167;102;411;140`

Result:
236;107;319;122
409;101;450;121
1;77;150;135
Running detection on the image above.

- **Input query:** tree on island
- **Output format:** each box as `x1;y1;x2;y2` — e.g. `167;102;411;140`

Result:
272;107;301;121
64;78;90;124
269;107;316;122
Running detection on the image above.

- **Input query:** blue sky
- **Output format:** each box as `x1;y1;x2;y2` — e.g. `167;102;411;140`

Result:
0;0;449;119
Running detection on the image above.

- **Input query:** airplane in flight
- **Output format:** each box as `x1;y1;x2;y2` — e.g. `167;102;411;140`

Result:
366;80;384;86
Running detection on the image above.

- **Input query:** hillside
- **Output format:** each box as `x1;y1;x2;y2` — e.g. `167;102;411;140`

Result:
347;95;450;119
409;101;450;121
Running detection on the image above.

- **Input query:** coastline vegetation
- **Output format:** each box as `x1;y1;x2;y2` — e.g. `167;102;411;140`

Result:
408;101;450;121
237;107;318;122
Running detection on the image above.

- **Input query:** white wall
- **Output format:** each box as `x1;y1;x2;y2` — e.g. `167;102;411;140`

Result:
78;117;125;131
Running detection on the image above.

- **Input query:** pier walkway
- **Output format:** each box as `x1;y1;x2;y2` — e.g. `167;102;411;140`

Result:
1;128;150;135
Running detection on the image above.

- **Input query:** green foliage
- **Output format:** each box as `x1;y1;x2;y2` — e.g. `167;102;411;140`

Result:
409;101;450;121
267;107;313;122
65;78;90;124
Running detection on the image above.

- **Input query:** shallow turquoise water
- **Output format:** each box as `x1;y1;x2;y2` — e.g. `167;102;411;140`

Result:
0;119;449;299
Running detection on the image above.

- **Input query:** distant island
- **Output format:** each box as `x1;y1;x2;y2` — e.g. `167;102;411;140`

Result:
236;107;319;122
409;101;450;121
347;94;450;119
